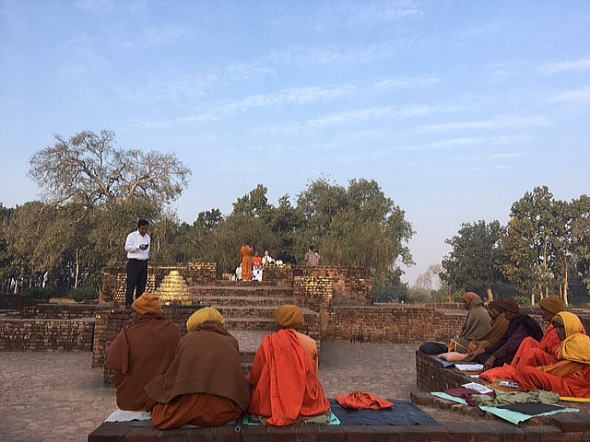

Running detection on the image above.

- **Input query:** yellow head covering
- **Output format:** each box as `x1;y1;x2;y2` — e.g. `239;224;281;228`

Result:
555;312;590;364
275;304;304;328
186;307;224;331
132;293;163;315
539;296;565;315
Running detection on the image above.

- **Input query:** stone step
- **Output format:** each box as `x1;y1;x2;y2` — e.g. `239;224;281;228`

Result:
188;285;293;298
192;295;292;307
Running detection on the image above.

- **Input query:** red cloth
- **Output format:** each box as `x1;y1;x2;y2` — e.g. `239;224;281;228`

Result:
248;329;330;426
335;391;393;410
514;365;590;398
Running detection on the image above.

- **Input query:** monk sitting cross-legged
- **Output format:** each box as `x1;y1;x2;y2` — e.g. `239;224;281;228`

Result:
510;295;567;369
449;292;492;353
248;305;331;426
512;312;590;399
463;299;543;370
144;307;251;429
106;293;181;411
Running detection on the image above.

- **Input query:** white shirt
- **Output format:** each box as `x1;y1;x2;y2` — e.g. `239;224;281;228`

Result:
125;231;151;260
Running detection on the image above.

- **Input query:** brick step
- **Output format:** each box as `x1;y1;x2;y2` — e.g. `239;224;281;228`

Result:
194;296;291;307
223;317;276;330
218;305;305;319
189;285;293;298
230;329;269;352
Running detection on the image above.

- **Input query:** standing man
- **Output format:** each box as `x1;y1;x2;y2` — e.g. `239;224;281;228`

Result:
125;219;151;308
305;246;319;266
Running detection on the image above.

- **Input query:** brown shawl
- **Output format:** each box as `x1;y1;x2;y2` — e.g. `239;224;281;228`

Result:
468;312;510;352
106;315;181;410
144;321;251;411
458;295;492;341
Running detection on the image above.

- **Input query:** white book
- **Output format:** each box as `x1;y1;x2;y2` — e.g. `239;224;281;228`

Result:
461;382;494;394
455;363;484;371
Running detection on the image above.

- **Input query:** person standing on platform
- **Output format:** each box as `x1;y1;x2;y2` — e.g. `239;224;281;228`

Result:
125;219;151;308
305;246;320;266
240;243;253;281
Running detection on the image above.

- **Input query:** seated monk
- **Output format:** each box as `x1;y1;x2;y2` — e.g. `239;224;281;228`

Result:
440;300;510;363
248;304;330;426
450;292;492;353
510;295;567;369
144;307;250;429
106;293;181;411
513;312;590;399
464;299;543;370
467;300;510;353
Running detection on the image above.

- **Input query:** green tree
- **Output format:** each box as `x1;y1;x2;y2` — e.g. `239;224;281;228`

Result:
29;130;191;207
441;220;504;300
571;195;590;292
297;178;414;285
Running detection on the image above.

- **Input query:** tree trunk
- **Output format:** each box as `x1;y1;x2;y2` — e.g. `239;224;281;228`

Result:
563;261;569;306
74;249;80;289
486;287;494;302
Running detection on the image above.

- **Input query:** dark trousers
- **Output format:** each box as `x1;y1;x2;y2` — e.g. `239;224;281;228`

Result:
126;259;148;307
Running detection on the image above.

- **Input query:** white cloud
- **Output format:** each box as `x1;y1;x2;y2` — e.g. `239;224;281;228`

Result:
430;135;530;149
331;0;423;24
541;57;590;75
129;85;356;128
549;87;590;103
418;116;549;133
265;40;415;66
120;24;192;48
374;76;440;90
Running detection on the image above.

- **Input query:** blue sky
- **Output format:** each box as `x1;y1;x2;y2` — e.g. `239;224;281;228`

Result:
1;0;589;284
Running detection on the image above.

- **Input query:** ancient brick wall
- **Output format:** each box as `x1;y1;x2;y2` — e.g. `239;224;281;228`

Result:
5;304;109;319
261;264;293;286
326;304;467;343
0;318;95;351
293;276;333;335
100;262;218;306
0;293;37;310
294;266;373;305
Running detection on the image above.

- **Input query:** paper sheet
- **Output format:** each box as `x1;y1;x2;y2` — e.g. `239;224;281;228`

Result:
105;409;151;422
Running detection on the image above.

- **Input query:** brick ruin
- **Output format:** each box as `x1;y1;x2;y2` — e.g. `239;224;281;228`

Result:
8;261;590;388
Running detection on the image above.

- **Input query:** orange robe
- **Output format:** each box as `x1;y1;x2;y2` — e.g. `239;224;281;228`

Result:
514;364;590;398
240;246;253;281
151;393;242;429
248;329;330;426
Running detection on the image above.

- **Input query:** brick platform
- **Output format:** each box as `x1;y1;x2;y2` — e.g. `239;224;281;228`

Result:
88;419;590;441
415;350;476;391
0;317;95;351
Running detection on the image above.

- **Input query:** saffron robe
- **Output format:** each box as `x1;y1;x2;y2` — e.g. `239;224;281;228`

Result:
106;315;181;411
475;314;543;367
468;312;510;353
240;245;253;281
248;328;330;426
145;321;250;429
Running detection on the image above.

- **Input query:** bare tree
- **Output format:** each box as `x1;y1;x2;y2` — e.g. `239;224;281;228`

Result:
29;130;191;207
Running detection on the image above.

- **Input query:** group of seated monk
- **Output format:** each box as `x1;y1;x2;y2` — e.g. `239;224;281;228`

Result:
425;293;590;399
106;294;330;429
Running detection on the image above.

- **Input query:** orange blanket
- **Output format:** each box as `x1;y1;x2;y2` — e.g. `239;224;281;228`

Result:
335;391;394;410
248;329;330;426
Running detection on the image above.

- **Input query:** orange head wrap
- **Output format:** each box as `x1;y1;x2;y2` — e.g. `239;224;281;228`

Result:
132;293;163;315
275;304;304;328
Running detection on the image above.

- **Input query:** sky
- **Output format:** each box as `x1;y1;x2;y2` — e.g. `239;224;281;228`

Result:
1;0;589;284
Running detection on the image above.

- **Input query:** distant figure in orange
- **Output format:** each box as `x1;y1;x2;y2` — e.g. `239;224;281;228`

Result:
240;244;253;281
